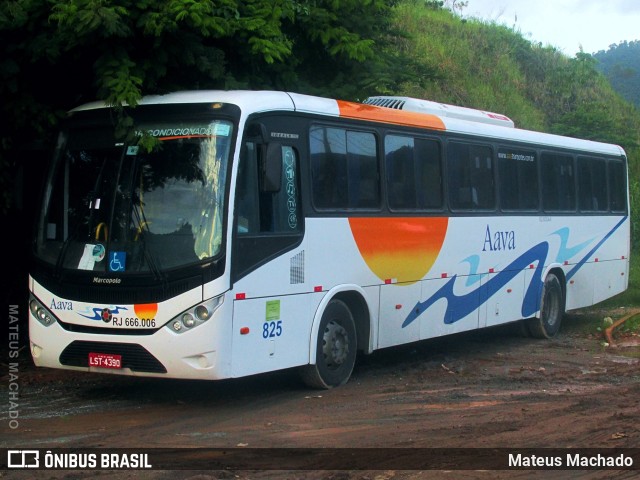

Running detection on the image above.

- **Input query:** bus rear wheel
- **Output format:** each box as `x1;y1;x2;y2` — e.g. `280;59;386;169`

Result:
526;272;564;339
301;299;357;389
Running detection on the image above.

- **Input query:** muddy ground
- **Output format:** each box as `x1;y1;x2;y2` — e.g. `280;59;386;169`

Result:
2;308;639;479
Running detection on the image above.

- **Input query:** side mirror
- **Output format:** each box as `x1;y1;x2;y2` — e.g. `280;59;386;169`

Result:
261;143;282;193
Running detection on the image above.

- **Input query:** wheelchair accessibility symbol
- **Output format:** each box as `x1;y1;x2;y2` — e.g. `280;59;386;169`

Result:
109;251;126;272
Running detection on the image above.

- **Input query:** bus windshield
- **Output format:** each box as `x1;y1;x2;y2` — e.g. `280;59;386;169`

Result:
36;120;233;274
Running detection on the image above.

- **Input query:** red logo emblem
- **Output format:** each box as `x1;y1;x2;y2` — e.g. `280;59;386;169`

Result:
101;308;112;323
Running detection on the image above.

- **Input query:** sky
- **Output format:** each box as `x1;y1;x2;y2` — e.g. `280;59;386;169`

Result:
464;0;640;56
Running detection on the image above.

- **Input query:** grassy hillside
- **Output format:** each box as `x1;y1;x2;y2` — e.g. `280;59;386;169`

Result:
387;1;640;244
391;2;546;130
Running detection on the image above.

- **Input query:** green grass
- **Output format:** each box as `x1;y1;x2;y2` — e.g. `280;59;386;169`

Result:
617;314;640;334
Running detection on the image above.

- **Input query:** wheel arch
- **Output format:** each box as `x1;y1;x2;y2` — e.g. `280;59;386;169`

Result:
307;285;373;365
538;265;566;318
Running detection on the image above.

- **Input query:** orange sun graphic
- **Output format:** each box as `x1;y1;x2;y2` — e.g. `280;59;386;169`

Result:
348;217;449;284
134;303;158;319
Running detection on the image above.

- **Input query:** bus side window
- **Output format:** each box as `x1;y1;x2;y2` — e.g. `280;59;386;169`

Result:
541;153;575;212
498;149;538;211
386;135;442;210
578;156;608;212
609;160;627;213
310;127;347;209
448;142;494;211
236;142;301;235
310;125;380;210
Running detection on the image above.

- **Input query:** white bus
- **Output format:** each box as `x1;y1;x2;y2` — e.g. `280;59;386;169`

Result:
29;91;629;388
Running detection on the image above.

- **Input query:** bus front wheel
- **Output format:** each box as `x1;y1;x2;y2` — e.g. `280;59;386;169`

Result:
526;272;564;339
301;299;357;389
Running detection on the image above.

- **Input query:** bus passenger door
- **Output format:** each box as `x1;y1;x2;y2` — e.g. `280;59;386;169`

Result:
232;140;303;281
230;133;309;377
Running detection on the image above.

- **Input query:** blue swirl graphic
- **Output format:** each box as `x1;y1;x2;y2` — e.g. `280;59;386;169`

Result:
552;227;593;264
461;255;489;286
78;306;128;321
402;217;627;328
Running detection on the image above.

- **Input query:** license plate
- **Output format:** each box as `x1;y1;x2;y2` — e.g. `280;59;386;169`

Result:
88;352;122;369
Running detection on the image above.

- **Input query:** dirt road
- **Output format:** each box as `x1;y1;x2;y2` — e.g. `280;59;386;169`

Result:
2;308;639;479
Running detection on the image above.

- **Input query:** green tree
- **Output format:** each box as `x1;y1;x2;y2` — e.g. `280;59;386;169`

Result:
0;0;399;212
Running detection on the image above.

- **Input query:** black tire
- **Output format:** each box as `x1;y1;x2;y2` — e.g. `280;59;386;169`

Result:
300;299;357;389
526;273;564;339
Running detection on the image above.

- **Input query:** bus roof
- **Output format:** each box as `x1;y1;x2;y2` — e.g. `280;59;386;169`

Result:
364;96;516;128
70;90;625;157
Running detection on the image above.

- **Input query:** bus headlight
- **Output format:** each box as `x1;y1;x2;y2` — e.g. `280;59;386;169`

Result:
182;313;196;328
29;295;56;327
166;294;224;334
194;305;211;321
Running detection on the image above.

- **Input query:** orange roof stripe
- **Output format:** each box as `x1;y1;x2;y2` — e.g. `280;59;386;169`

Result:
337;100;446;131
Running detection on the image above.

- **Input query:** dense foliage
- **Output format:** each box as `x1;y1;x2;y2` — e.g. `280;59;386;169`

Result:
594;41;640;108
0;0;401;211
2;0;640;243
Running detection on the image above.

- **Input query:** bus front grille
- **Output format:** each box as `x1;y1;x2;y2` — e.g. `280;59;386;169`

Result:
59;341;167;373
